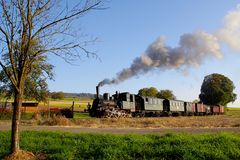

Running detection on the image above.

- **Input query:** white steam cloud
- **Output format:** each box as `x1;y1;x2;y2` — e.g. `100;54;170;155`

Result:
217;8;240;50
98;6;240;87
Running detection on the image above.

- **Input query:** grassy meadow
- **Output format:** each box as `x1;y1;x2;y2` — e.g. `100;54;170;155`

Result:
1;131;240;160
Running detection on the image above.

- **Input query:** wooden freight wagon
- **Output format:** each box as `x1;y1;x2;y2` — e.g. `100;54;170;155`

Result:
219;105;224;114
211;105;220;115
211;105;225;115
194;103;206;115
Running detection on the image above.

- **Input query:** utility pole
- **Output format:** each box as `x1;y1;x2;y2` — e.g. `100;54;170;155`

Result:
71;101;75;118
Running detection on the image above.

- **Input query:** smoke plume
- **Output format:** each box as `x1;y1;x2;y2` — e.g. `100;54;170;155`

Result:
98;6;240;87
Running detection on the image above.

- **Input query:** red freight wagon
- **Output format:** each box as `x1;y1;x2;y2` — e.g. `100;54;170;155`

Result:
211;105;220;114
191;103;196;113
219;105;224;114
195;103;206;115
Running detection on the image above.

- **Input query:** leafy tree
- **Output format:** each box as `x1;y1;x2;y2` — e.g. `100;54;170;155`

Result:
51;91;65;100
0;0;103;154
157;89;176;100
0;69;10;100
199;73;237;105
0;48;53;103
0;88;7;100
138;87;158;97
138;88;148;96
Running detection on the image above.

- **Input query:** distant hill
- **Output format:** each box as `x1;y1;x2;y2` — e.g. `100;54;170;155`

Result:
64;92;98;99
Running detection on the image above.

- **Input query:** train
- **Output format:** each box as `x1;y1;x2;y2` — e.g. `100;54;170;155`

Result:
89;86;224;118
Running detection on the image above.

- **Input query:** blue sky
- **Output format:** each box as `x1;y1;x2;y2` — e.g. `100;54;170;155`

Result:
48;1;240;105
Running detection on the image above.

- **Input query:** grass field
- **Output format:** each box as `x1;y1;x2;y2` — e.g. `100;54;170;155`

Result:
1;131;240;160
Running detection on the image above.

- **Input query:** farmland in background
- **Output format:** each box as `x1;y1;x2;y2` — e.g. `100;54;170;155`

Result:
38;97;93;111
225;107;240;117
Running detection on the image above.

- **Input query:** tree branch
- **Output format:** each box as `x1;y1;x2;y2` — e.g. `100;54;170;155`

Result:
32;1;102;39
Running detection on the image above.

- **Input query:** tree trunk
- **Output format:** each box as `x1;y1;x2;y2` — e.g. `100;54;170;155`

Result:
11;90;23;153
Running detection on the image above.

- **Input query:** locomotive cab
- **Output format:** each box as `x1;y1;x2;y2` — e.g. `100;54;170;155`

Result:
113;92;136;112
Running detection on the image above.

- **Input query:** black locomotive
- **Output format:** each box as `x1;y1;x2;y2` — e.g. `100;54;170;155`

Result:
89;86;224;118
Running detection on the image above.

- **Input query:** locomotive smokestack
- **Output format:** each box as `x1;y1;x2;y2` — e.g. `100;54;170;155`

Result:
96;86;99;99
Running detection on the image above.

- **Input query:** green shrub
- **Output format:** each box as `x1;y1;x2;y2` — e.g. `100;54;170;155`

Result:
0;110;34;120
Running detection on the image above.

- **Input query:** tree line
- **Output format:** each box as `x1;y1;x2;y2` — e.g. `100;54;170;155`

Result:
0;90;96;101
137;73;236;106
138;87;176;100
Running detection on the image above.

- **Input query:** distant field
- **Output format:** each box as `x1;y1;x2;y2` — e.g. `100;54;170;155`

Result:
0;97;93;108
1;131;240;160
38;97;93;111
227;107;240;111
225;110;240;117
63;97;93;101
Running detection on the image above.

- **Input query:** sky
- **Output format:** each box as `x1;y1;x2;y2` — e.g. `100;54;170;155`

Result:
48;0;240;106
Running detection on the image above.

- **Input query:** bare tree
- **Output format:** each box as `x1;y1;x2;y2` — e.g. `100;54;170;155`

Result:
0;0;103;153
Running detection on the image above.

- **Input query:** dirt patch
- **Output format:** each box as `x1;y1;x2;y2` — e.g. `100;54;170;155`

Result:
4;150;46;160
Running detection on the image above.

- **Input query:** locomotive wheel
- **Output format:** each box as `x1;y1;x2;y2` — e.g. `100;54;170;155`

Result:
102;108;131;118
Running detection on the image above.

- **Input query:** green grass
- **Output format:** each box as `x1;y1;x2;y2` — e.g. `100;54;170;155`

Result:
0;131;240;160
0;111;34;120
73;112;91;119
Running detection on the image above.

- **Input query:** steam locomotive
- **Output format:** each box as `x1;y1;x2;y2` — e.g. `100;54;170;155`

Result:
89;86;224;118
